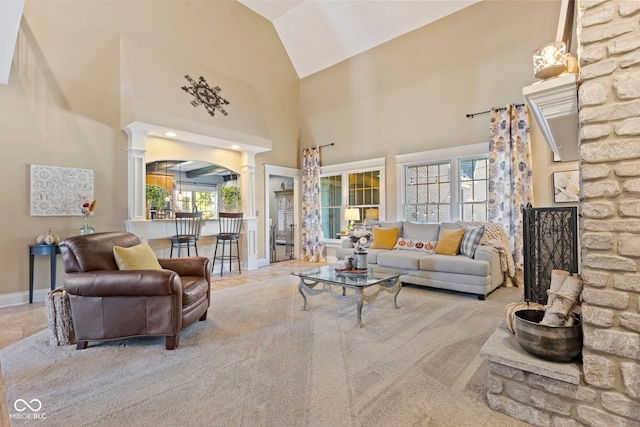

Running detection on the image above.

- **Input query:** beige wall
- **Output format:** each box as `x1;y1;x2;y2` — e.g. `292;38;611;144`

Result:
299;0;578;219
0;0;298;302
1;0;582;304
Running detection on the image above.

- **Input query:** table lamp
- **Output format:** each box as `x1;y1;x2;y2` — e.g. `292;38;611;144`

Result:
345;208;360;232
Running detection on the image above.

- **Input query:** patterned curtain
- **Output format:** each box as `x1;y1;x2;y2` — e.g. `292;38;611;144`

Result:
301;147;326;262
488;104;533;284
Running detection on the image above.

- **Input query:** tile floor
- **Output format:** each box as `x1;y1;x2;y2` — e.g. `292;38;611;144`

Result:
0;259;315;426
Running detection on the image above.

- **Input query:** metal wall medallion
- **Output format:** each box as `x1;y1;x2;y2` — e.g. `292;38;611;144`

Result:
181;75;229;117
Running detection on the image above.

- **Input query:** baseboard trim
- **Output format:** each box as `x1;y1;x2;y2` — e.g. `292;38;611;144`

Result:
0;288;50;308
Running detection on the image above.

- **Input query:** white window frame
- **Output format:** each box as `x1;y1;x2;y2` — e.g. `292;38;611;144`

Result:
321;157;386;241
395;143;488;222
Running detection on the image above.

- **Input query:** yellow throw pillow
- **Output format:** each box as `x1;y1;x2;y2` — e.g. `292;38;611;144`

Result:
113;242;162;270
369;227;399;250
434;228;465;256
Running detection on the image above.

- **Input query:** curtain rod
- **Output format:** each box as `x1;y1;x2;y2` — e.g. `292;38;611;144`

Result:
304;142;335;151
319;142;335;149
465;103;525;119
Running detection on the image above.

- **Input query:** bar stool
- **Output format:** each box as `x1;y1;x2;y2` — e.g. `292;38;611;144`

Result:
170;212;203;258
212;212;243;275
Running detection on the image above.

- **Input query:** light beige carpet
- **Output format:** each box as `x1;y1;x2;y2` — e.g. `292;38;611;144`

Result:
1;275;531;426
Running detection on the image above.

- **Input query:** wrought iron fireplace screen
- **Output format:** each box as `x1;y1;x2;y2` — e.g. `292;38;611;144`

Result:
523;205;578;305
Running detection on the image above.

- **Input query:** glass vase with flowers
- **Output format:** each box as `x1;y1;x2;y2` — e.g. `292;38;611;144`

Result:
79;200;96;235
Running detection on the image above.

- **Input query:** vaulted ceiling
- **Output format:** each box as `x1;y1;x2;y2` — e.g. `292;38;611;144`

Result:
0;0;24;84
238;0;481;78
1;1;481;85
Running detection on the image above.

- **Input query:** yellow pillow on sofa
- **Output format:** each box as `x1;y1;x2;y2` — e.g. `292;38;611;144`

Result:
369;227;399;250
434;228;465;256
113;242;162;270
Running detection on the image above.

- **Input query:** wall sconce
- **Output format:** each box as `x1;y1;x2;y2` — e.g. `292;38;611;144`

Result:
345;208;360;232
533;42;567;80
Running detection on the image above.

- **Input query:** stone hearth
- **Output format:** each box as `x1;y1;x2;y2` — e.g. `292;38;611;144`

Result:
480;327;594;426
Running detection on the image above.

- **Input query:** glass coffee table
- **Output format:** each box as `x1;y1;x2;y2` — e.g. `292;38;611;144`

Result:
292;265;404;327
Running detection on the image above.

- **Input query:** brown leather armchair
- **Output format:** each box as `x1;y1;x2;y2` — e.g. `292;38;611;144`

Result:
59;232;210;350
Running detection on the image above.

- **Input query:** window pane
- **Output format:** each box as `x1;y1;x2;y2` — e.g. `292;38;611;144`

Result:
407;186;417;204
416;204;427;223
427;205;438;223
473;206;487;222
439;204;450;222
194;191;217;219
439;183;450;203
405;204;417;222
428;183;438;203
440;164;450;183
418;166;428;184
476;159;487;180
428;165;439;180
460;160;472;181
462;203;472;220
407;167;417;185
364;207;379;221
416;185;426;204
460;182;472;202
474;182;487;202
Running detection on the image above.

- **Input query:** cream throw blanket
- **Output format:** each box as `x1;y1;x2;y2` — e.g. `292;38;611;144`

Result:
457;221;517;285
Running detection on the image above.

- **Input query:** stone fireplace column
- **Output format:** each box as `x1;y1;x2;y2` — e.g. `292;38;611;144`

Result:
578;0;640;423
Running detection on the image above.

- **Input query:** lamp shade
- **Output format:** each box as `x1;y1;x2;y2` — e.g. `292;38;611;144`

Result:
533;42;567;80
344;208;360;222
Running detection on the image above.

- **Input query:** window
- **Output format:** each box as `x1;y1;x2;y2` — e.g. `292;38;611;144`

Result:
174;189;217;219
398;144;489;224
348;170;380;223
320;158;385;239
320;175;342;238
405;162;451;223
459;158;488;222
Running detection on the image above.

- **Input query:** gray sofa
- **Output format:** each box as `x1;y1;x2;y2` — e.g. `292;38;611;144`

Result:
337;220;506;300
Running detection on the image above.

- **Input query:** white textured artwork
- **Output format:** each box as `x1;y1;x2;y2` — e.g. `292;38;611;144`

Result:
30;165;94;216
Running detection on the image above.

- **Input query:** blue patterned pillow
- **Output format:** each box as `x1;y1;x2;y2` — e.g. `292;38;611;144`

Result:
460;226;485;258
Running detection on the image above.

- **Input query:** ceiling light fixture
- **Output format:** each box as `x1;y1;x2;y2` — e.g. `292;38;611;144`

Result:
165;131;177;137
230;144;241;150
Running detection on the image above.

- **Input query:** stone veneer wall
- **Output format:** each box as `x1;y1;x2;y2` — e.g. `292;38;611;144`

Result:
481;2;640;426
578;0;640;425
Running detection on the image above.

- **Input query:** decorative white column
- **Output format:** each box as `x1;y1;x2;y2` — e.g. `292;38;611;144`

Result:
240;150;258;270
124;127;148;221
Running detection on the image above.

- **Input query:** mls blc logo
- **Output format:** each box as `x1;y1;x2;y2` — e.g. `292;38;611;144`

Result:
11;398;46;419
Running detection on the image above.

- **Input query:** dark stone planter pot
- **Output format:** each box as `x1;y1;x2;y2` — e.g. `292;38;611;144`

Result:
514;309;582;362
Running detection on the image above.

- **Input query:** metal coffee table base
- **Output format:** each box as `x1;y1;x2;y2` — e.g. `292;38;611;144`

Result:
297;277;402;327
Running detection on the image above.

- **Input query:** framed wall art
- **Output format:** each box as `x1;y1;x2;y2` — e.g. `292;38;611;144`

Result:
30;165;94;216
553;170;579;203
